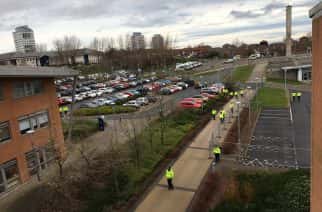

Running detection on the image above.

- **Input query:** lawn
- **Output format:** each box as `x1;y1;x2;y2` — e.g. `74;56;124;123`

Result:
267;78;303;85
255;87;288;108
212;170;310;212
231;65;255;83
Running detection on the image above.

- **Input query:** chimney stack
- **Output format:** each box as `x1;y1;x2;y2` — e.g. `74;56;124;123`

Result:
286;5;292;57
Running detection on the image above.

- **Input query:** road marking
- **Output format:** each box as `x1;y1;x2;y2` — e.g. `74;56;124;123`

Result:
156;184;196;192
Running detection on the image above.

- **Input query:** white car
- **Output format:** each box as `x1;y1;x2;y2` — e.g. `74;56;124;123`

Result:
96;90;104;97
75;94;84;101
87;91;97;98
105;87;115;94
62;96;72;103
123;100;141;108
248;54;257;60
224;59;234;64
114;93;129;100
136;97;149;106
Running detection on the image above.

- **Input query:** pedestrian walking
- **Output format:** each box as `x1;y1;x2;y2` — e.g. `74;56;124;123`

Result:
292;92;297;102
98;115;105;131
234;91;238;98
240;89;244;97
213;145;222;163
211;109;217;120
297;92;302;102
165;166;174;190
63;105;69;116
219;110;225;123
229;102;234;114
229;92;234;98
222;110;227;121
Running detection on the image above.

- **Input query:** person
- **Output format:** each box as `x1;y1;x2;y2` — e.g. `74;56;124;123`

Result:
234;91;238;98
292;92;297;102
240;89;244;97
213;145;221;163
219;111;224;123
63;105;69;116
165;166;174;190
229;102;234;114
98;115;105;131
222;110;227;121
229;91;234;98
211;109;217;120
297;92;302;102
59;107;64;117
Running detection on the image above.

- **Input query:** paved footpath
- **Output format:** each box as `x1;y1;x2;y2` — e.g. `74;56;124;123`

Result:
135;90;255;212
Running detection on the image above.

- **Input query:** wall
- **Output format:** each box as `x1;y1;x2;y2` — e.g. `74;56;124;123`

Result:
0;78;65;183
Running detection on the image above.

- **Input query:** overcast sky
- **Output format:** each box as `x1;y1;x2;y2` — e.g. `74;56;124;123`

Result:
0;0;318;53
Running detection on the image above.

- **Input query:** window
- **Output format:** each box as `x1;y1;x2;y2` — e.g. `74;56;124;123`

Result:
0;122;11;143
0;159;20;193
19;111;49;134
13;80;43;98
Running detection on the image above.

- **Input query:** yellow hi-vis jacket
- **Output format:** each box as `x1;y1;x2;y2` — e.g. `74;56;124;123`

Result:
292;92;297;97
297;92;302;97
165;169;174;179
59;107;64;113
211;109;217;115
240;90;244;95
213;147;221;154
63;106;69;112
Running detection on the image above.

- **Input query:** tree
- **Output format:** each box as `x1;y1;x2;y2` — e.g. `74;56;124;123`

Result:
36;43;47;52
52;35;82;65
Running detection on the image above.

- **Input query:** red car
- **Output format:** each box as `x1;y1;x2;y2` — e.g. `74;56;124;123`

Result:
179;100;202;109
183;98;203;104
57;97;65;105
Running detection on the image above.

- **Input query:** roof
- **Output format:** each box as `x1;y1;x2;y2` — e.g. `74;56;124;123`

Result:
310;2;322;19
0;66;79;78
282;64;312;71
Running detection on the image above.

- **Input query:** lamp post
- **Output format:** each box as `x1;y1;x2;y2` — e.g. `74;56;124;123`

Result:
26;130;41;181
236;101;241;148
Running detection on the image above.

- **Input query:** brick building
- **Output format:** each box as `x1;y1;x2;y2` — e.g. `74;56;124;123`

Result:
310;2;322;212
0;66;78;194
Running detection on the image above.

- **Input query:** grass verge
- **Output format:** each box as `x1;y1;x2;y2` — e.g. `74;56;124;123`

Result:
212;170;310;212
62;119;98;142
73;106;137;116
255;87;288;108
231;65;255;83
267;78;303;85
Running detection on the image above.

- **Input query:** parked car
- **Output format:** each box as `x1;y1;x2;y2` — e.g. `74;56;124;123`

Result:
224;58;234;64
160;87;172;95
176;82;189;89
201;93;216;99
123;100;141;108
201;88;217;94
179;100;202;109
192;95;209;102
136;97;149;105
146;95;158;103
114;93;129;100
183;98;203;104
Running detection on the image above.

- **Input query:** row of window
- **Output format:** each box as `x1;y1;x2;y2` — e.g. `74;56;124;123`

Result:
0;111;49;144
0;80;44;101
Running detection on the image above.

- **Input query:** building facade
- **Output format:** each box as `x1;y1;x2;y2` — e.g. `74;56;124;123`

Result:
310;3;322;211
0;66;78;195
151;34;164;49
13;26;36;53
131;32;145;50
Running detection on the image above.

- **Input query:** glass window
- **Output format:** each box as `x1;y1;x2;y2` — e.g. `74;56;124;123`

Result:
38;113;49;128
19;119;31;135
33;80;43;94
2;160;19;189
25;151;38;176
0;122;11;143
13;80;43;98
13;82;25;98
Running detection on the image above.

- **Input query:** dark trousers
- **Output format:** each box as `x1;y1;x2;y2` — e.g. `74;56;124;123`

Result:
215;153;220;162
212;115;216;120
297;96;301;102
167;179;174;190
220;118;224;123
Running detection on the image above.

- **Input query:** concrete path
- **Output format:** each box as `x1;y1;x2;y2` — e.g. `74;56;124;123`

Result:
247;62;267;83
135;91;254;212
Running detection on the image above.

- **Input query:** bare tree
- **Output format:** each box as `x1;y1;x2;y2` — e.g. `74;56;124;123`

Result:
36;43;47;52
118;35;124;50
52;35;82;65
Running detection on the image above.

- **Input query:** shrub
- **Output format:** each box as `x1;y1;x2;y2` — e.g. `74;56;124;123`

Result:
73;106;137;116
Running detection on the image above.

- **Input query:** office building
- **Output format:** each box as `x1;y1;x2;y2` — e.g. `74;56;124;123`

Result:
13;25;36;53
0;66;78;194
310;2;322;211
151;34;164;49
131;32;145;50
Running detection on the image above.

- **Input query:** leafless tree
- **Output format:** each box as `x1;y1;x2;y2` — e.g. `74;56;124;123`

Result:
36;43;47;52
52;35;82;65
118;35;124;50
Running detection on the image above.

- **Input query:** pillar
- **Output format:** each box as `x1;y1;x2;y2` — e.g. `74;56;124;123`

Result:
297;68;303;82
286;5;292;57
310;3;322;212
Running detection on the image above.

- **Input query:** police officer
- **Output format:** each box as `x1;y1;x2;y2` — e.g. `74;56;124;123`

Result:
219;111;224;123
59;107;64;117
240;89;244;97
297;92;302;102
211;109;217;120
292;92;297;102
234;91;238;98
165;166;174;190
63;105;69;116
213;145;222;163
222;110;227;121
229;91;234;98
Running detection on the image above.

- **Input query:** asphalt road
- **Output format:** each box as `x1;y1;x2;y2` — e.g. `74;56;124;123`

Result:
291;90;311;168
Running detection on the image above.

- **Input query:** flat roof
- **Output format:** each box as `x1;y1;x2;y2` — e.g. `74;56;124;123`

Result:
0;66;79;78
282;64;312;71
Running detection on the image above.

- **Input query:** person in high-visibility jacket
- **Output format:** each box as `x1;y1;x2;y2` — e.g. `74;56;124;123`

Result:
296;92;302;102
63;106;69;115
292;92;297;102
234;91;238;98
240;90;244;97
229;102;234;114
211;109;217;120
219;111;224;123
229;92;234;98
213;146;222;163
165;166;174;190
59;107;64;117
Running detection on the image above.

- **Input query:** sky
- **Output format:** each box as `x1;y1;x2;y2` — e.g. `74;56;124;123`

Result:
0;0;319;53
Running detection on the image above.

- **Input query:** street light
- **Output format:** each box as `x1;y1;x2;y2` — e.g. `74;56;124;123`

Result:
26;130;41;181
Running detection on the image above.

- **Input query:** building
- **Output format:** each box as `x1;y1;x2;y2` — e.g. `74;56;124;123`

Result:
309;3;322;211
151;34;164;49
13;26;36;53
131;32;145;50
0;48;103;67
0;66;78;194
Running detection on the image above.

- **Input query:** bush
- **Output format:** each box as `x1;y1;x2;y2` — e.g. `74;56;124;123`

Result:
62;120;98;142
73;106;137;116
